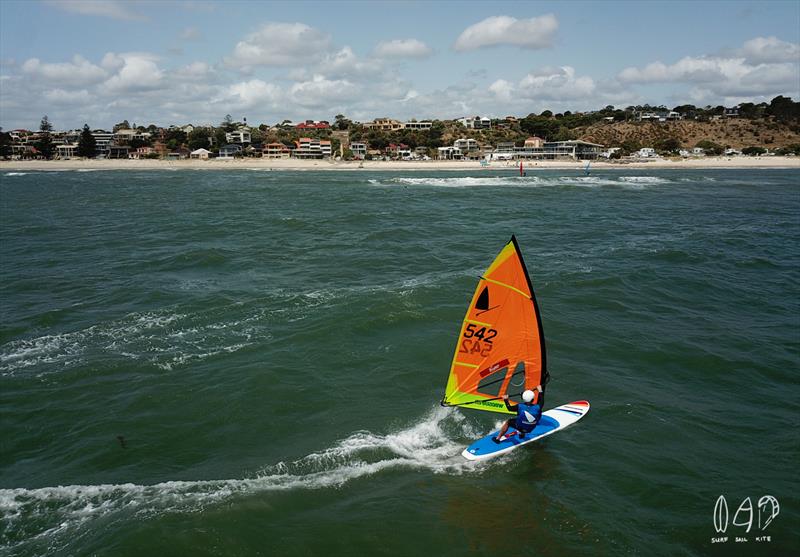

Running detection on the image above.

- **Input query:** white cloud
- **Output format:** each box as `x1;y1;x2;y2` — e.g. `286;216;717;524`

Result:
44;0;147;21
374;39;432;59
488;79;514;102
21;55;107;85
220;79;283;110
225;22;331;68
43;88;93;105
454;14;558;51
740;36;800;64
617;37;800;101
321;47;383;78
491;66;596;102
619;57;731;83
101;53;164;93
289;75;358;107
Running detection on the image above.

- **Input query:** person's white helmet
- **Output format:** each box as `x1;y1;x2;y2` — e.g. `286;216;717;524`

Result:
522;389;535;403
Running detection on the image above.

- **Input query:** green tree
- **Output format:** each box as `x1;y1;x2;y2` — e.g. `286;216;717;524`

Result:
695;139;724;155
766;95;800;122
334;114;352;130
188;127;214;150
113;120;131;132
77;124;96;157
741;146;767;156
654;137;681;154
0;127;12;159
37;115;54;159
221;114;236;132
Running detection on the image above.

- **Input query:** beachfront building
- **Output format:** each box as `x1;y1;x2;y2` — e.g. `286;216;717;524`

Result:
320;140;332;158
453;138;479;153
190;148;211;160
404;121;432;130
294;137;326;159
56;143;77;158
491;139;604;160
458;116;492;130
636;147;657;158
263;143;291;159
350;142;367;159
219;144;243;159
437;146;463;160
91;131;113;157
386;143;410;159
108;145;130;159
524;137;545;149
225;129;251;144
130;147;156;159
362;118;404;131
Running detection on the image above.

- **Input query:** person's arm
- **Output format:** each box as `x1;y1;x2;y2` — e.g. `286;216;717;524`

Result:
502;394;515;412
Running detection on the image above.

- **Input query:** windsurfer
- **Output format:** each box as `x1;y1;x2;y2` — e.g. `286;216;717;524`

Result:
493;386;543;442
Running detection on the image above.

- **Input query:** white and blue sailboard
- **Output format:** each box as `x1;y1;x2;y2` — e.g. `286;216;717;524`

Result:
439;236;589;460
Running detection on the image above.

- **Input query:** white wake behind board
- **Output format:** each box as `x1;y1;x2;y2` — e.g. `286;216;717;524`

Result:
462;400;590;461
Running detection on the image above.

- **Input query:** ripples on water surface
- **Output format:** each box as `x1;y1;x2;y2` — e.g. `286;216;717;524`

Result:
1;169;798;556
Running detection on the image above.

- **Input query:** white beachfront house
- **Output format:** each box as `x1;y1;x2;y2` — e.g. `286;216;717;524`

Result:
453;138;479;153
437;146;463;160
350;142;367;159
190;148;211;160
637;147;657;158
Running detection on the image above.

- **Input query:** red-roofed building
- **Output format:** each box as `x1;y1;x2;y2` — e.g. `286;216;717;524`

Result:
295;120;330;130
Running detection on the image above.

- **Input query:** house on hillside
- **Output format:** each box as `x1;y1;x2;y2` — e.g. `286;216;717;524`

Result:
403;121;432;130
458;116;491;129
362;118;404;131
225;129;251;144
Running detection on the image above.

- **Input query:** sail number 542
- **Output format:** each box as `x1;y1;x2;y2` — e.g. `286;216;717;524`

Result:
463;324;497;342
460;325;497;356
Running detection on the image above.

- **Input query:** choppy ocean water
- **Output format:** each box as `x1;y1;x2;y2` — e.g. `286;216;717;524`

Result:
0;168;797;556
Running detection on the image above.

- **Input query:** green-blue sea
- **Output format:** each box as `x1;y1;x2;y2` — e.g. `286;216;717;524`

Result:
1;168;798;556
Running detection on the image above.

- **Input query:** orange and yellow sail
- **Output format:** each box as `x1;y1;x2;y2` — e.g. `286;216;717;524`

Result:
441;236;547;415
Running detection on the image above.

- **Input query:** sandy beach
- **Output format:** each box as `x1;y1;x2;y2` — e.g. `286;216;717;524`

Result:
1;156;799;172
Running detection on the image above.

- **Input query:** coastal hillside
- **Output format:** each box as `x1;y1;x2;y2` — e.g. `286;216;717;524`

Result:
576;118;800;151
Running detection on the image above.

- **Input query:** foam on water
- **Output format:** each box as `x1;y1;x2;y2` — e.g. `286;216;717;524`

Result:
0;308;264;376
366;174;677;189
3;172;29;177
0;406;489;553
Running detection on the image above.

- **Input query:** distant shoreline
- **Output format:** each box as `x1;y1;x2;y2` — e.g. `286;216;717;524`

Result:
1;156;798;172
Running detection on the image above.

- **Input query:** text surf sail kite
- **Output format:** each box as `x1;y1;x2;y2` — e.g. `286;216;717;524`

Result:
441;236;548;414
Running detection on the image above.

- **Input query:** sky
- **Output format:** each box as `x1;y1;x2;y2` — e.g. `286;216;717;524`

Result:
0;0;798;131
